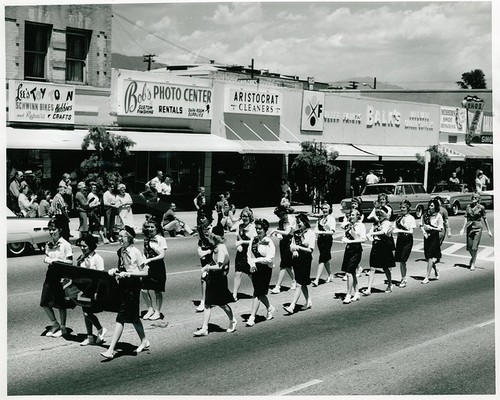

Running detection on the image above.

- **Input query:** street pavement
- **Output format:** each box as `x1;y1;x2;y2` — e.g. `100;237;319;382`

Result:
6;214;495;395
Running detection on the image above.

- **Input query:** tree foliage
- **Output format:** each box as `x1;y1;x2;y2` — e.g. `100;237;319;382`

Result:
80;126;136;187
456;69;487;89
291;141;339;207
416;145;450;189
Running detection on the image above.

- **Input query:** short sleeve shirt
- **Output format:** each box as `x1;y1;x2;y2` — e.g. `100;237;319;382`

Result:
46;238;73;262
118;246;146;273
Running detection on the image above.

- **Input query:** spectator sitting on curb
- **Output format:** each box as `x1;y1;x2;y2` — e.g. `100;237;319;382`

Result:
161;203;196;237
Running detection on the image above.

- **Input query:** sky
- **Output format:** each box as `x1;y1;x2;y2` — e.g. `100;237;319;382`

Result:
110;1;494;90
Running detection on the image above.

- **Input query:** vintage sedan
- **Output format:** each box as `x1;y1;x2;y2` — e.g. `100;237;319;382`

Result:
6;208;51;256
341;182;432;219
430;183;493;216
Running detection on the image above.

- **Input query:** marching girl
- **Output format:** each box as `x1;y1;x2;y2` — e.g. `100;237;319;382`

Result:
460;193;492;271
40;218;74;338
193;224;237;336
341;197;364;278
232;207;257;301
312;203;336;286
75;234;107;346
246;219;276;327
283;213;316;315
363;208;396;295
420;199;444;284
100;226;150;359
392;200;416;288
269;205;296;293
340;209;366;303
141;218;168;321
367;193;393;222
195;212;213;312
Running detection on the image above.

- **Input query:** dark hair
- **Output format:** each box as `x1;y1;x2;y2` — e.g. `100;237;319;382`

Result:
295;213;311;228
76;234;98;252
254;218;270;232
427;198;440;214
274;205;289;216
123;225;136;239
351;196;363;207
211;223;225;238
349;209;361;219
400;199;411;210
47;218;64;231
377;193;388;202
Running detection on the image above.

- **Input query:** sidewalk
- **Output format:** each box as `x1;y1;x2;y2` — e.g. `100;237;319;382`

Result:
69;203;346;239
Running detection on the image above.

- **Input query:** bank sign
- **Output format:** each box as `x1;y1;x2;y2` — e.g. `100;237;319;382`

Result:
8;80;75;124
224;87;282;116
117;79;212;119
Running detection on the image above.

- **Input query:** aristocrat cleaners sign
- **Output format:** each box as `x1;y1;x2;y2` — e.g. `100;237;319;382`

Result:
224;87;282;116
8;80;75;124
117;79;212;119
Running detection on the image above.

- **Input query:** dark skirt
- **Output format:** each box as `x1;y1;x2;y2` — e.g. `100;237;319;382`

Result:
116;276;141;324
395;234;413;263
205;271;235;307
40;269;77;310
292;252;312;286
369;238;395;268
251;263;273;297
317;234;333;263
279;238;293;269
341;243;362;274
141;259;166;292
424;231;442;260
235;246;251;274
466;226;482;252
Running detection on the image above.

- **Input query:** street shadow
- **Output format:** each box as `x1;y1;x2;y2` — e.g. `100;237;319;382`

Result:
140;310;166;321
454;263;471;270
240;313;266;325
100;342;140;362
234;292;252;300
414;257;427;262
310;278;326;287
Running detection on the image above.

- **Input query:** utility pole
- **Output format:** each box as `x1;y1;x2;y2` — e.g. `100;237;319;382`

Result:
143;54;156;71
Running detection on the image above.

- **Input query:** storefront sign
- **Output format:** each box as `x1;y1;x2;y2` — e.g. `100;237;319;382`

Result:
8;80;75;124
117;79;212;119
480;135;493;143
224;87;282;116
301;90;324;131
439;106;466;133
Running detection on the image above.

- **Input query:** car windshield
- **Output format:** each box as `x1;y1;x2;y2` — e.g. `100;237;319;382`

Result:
362;185;395;195
433;184;462;193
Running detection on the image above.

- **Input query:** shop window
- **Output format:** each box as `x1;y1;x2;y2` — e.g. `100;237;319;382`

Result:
448;135;458;143
24;22;51;80
66;28;90;83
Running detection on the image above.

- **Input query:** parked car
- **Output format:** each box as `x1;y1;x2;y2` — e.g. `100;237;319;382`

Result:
6;208;51;256
340;182;432;219
430;183;493;216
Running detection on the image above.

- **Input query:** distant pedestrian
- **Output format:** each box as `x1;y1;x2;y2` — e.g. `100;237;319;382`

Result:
74;182;89;238
52;185;71;241
283;213;315;315
40;218;74;338
58;173;74;211
392;200;416;288
475;170;490;193
363;208;395;295
193;186;209;225
340;209;366;304
420;199;444;284
448;172;460;185
115;183;134;229
193;224;237;336
100;226;150;359
9;170;25;213
232;207;257;301
245;219;276;327
38;189;53;218
158;175;173;203
161;202;195;237
365;170;379;185
146;171;163;192
269;206;296;293
18;183;38;217
460;193;492;271
87;183;109;244
141;219;167;321
312;203;336;287
75;235;107;346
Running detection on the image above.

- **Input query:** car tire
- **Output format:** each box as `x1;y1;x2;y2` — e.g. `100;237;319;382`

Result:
7;242;27;256
451;202;460;216
415;205;424;219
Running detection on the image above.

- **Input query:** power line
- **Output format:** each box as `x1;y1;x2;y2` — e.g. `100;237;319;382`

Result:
113;11;217;65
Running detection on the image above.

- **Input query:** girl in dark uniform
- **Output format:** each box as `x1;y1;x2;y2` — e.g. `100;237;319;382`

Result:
141;219;167;321
269;205;296;293
312;203;336;286
340;209;366;303
460;193;492;271
392;200;416;288
283;213;316;315
193;224;237;336
420;199;444;284
232;207;257;301
363;208;395;295
246;219;276;327
195;212;213;312
100;226;150;359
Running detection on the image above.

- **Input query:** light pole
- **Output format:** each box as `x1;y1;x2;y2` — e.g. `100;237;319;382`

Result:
362;77;377;89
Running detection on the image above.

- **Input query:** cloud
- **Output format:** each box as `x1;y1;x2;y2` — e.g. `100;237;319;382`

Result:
206;3;263;25
276;10;306;21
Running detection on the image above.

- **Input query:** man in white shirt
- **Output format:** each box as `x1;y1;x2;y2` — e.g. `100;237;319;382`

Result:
365;170;379;185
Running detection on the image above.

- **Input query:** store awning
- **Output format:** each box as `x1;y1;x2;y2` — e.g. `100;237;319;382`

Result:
323;144;379;161
234;140;301;154
439;143;493;160
353;145;429;161
6;128;243;153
